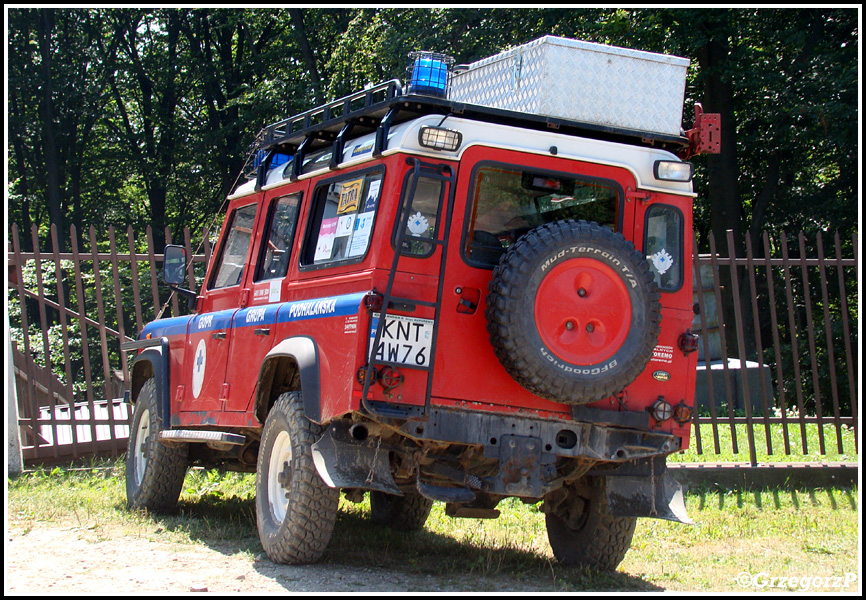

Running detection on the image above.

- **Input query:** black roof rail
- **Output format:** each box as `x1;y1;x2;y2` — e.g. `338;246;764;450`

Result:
262;80;404;153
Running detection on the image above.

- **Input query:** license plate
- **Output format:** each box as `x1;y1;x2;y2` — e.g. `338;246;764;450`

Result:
369;313;434;367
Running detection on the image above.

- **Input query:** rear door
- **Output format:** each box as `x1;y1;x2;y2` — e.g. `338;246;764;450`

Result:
433;146;634;408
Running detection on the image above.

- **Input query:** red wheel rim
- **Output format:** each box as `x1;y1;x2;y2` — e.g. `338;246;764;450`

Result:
534;258;632;365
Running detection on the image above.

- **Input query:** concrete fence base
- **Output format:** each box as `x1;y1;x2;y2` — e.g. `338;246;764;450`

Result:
669;462;859;491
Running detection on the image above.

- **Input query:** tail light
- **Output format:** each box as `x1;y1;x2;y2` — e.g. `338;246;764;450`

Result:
678;330;700;354
650;397;674;423
363;291;384;313
673;401;693;424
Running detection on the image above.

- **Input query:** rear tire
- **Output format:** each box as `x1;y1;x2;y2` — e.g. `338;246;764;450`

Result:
370;490;433;531
255;391;339;564
544;478;636;571
126;377;188;512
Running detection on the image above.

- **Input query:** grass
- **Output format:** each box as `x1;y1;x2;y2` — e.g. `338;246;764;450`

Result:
670;421;858;463
7;457;860;592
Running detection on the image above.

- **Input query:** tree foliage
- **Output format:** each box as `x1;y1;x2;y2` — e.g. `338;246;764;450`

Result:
8;8;859;254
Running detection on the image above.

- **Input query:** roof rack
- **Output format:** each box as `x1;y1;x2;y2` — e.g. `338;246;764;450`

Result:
248;78;690;188
262;80;405;152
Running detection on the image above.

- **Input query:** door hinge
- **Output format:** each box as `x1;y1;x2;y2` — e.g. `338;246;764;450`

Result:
626;189;653;204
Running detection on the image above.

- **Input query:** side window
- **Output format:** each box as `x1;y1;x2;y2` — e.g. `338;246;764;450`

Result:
465;165;620;267
255;194;301;281
302;148;333;174
394;175;445;257
644;204;683;291
302;171;383;267
210;203;258;289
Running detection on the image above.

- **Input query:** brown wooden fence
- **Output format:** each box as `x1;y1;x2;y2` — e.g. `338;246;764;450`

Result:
7;223;859;466
9;223;212;464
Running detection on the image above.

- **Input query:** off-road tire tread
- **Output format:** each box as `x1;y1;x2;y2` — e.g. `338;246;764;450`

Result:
256;392;339;565
486;220;661;404
370;490;434;531
545;480;637;571
126;378;188;513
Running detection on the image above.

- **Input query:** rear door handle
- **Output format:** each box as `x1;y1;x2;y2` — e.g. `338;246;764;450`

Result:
254;328;271;336
212;331;226;340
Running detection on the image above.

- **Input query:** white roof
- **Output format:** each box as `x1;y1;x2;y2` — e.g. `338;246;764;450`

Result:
231;115;694;199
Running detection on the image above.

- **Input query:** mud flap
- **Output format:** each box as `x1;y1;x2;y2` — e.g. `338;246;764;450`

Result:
311;421;401;495
604;465;693;524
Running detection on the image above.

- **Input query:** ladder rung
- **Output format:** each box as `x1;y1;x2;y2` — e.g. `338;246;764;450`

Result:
371;360;434;373
387;297;437;309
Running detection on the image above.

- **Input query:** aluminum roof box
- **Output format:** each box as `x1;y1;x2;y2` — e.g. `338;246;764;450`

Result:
449;36;690;137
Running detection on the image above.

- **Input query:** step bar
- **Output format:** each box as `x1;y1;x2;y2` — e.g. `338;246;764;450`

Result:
159;430;246;450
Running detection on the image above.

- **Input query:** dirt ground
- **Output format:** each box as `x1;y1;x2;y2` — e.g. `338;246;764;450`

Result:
5;523;557;594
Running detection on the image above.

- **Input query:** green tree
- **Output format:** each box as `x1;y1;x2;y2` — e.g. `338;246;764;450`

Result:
9;8;857;257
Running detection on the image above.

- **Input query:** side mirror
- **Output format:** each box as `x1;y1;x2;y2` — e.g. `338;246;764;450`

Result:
163;245;187;286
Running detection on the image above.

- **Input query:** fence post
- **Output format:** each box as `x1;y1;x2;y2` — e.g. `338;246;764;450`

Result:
7;318;23;477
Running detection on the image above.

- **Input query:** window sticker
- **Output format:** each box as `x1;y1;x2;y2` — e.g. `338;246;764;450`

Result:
407;212;430;237
306;172;382;267
348;212;375;257
336;214;356;237
650;248;674;275
337;177;364;214
314;217;338;261
364;180;381;212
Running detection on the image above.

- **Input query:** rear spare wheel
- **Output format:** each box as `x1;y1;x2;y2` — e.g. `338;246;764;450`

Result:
486;220;661;404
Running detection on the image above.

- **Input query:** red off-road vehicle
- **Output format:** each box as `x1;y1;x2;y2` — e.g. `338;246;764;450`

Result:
123;37;719;571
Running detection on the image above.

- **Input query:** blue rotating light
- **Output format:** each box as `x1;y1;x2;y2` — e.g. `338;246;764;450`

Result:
406;51;455;98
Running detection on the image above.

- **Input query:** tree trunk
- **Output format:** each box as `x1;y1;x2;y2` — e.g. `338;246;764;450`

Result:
289;9;324;104
696;35;741;256
694;13;756;360
37;8;67;252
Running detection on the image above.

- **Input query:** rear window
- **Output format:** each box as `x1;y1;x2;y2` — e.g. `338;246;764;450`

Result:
394;174;445;258
644;204;684;291
464;165;621;267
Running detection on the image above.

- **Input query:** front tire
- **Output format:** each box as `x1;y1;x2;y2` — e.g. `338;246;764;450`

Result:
255;391;339;564
126;377;188;512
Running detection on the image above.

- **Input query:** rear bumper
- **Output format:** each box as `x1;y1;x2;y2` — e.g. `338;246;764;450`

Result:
394;405;680;463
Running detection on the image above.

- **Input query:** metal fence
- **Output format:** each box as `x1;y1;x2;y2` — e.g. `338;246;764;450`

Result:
8;224;859;466
691;229;858;463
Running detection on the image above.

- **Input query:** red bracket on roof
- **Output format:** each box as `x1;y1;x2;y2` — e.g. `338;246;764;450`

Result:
678;104;721;159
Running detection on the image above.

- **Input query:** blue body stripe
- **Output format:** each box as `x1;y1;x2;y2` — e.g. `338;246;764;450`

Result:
234;304;280;328
139;292;366;338
275;292;366;324
140;315;193;339
190;309;235;333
